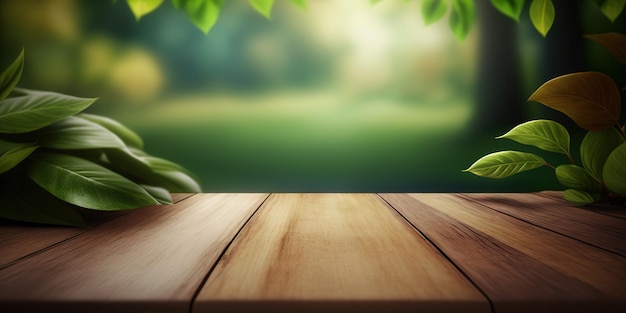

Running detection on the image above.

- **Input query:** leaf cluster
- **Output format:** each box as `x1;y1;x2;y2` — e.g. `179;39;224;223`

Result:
121;0;624;40
121;0;306;34
0;50;201;226
465;33;626;206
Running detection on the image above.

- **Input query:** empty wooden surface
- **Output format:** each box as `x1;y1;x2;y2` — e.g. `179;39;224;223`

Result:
195;194;489;313
0;193;624;313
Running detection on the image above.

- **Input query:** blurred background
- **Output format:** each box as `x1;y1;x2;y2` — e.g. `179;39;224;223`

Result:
0;0;624;192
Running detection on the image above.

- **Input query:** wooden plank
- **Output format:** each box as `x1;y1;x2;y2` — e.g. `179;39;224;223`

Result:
538;191;626;220
380;193;626;313
0;193;267;313
194;193;489;313
460;193;626;256
0;193;197;269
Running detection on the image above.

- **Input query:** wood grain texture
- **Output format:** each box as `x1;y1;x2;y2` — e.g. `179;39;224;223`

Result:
380;193;626;313
0;193;196;269
460;193;626;256
194;193;489;313
0;193;267;313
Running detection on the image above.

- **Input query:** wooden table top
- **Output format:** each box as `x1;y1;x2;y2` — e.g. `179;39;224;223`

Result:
0;193;624;313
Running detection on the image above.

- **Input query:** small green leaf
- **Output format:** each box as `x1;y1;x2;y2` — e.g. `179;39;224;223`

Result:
0;89;96;134
28;153;159;210
555;164;601;192
126;0;164;20
0;181;85;227
141;184;173;204
464;151;547;178
0;138;38;174
563;189;600;206
79;113;143;149
0;49;24;101
490;0;525;21
580;128;625;180
173;0;223;34
528;72;621;131
585;32;626;64
593;0;626;22
35;116;126;150
497;120;570;156
422;0;448;26
370;0;383;6
603;142;626;196
529;0;554;37
250;0;275;19
449;0;475;40
289;0;306;9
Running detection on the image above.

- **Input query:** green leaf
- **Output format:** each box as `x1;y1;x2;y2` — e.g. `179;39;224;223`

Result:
141;184;172;204
464;151;547;178
580;128;625;180
593;0;626;22
0;48;24;102
528;72;621;131
27;153;159;210
105;149;201;193
0;89;96;134
370;0;383;6
555;165;601;192
603;142;626;196
585;32;626;64
289;0;306;9
79;113;143;149
0;181;85;227
0;138;38;174
173;0;223;34
126;0;164;20
35;116;125;150
529;0;554;37
497;120;570;156
449;0;475;40
490;0;525;21
422;0;448;26
563;189;600;206
250;0;275;19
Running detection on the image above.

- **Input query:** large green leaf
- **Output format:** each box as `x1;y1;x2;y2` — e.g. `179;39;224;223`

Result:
563;189;600;206
126;0;164;20
0;49;23;101
27;153;159;210
497;120;570;156
422;0;448;26
585;32;626;64
555;165;601;192
594;0;626;22
79;113;143;149
603;142;626;196
105;149;201;192
0;89;96;134
528;72;621;131
0;138;38;174
490;0;525;21
449;0;475;40
0;181;85;227
141;184;173;204
250;0;275;19
464;151;547;178
529;0;554;37
172;0;223;34
580;128;625;180
289;0;306;9
35;116;125;150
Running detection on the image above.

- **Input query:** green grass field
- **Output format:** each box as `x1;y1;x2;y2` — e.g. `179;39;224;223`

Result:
110;92;563;192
